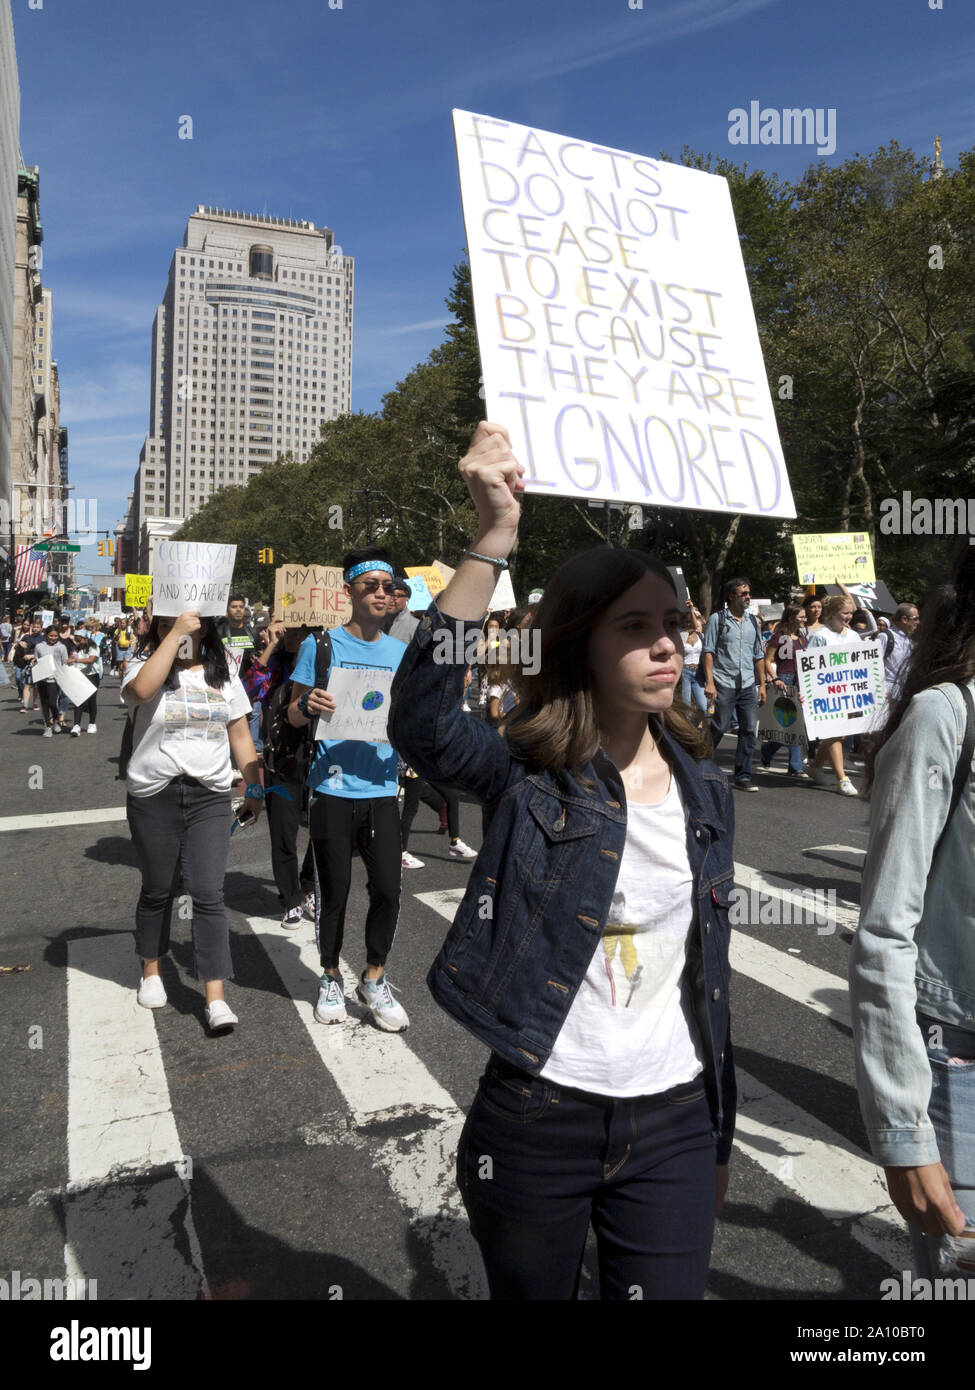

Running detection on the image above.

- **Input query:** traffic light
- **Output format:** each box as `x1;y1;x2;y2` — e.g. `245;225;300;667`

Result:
259;547;274;564
97;539;114;558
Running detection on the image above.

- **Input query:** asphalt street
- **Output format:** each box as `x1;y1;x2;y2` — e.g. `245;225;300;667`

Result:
0;670;915;1306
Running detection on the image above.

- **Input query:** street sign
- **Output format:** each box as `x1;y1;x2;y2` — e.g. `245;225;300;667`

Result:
34;542;81;553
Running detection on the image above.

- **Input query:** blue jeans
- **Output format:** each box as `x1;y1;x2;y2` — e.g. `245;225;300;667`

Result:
458;1057;717;1299
910;1014;975;1280
761;674;804;773
248;701;263;753
710;683;759;783
682;667;708;716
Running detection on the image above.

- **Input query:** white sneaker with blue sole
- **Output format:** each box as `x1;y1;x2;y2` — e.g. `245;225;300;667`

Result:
356;972;409;1032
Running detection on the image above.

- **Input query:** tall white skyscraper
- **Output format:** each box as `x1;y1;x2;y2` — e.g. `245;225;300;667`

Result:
133;206;353;533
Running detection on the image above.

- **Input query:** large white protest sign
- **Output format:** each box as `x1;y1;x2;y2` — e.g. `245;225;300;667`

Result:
454;110;795;519
797;637;887;739
152;541;237;617
55;664;97;706
488;569;516;610
97;601;122;618
32;654;56;681
314;668;394;744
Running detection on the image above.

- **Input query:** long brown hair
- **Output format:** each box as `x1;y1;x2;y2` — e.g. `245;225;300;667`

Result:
865;541;975;794
502;548;711;773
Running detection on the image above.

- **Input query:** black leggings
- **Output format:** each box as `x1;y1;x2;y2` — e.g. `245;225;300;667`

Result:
309;793;401;971
37;681;60;725
73;673;100;725
400;777;458;850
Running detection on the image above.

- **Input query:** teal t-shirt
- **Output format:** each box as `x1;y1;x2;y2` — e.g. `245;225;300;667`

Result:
292;627;405;798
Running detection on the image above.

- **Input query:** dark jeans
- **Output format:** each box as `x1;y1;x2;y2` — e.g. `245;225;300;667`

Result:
264;770;315;911
400;776;458;850
309;792;401;971
72;673;100;726
458;1057;717;1300
126;777;234;980
710;683;759;782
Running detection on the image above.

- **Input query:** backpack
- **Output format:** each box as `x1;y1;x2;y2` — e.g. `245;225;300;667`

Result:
262;631;333;782
695;608;765;685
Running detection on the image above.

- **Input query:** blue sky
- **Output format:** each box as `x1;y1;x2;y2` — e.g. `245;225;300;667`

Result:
11;0;973;579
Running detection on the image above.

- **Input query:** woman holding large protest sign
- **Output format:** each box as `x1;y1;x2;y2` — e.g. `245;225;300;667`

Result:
122;610;261;1033
805;595;859;796
389;421;735;1301
851;542;975;1282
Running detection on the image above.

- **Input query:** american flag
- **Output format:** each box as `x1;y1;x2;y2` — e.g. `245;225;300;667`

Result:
14;545;48;593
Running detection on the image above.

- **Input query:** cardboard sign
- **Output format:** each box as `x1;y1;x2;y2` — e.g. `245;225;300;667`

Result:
152;541;237;617
274;564;351;629
55;664;97;706
32;654;56;681
792;532;875;585
404;574;435;611
797;637;887;738
125;574;152;608
758;691;808;749
314;668;394;744
454;109;795;518
433;561;456;588
823;579;898;615
406;566;446;597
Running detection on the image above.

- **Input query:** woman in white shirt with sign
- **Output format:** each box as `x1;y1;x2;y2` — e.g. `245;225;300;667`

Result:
122;610;261;1032
805;594;860;796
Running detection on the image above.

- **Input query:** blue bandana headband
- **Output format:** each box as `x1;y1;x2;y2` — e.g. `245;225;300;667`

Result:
344;560;394;582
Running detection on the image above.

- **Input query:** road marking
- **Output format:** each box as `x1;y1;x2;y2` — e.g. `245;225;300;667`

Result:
0;808;127;833
245;916;486;1300
804;843;866;872
735;1069;909;1271
64;933;207;1298
731;934;851;1028
734;860;860;934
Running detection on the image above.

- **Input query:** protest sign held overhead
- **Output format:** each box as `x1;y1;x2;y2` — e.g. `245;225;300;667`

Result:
454;110;795;519
792;532;875;585
823;579;897;615
152;541;237;617
406;566;447;597
797;637;887;740
274;564;351;629
97;601;122;618
488;568;516;610
124;574;152;608
404;573;436;611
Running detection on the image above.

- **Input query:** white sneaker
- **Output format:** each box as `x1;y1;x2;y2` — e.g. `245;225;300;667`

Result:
87;724;97;734
70;724;81;736
356;972;409;1032
282;906;303;930
837;777;859;797
401;851;425;869
205;999;238;1032
43;727;53;737
449;838;478;860
137;974;167;1009
51;722;60;734
314;973;346;1024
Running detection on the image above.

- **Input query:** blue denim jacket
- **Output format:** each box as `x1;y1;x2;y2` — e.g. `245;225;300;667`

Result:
388;601;738;1164
849;680;975;1167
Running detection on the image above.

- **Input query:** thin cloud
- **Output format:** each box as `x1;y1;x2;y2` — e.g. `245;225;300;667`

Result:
384;318;448;336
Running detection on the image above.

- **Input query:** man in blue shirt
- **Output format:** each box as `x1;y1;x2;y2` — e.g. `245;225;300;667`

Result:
288;547;409;1032
701;577;767;792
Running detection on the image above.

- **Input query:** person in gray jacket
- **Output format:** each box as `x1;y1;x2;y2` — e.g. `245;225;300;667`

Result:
383;578;420;644
850;541;975;1280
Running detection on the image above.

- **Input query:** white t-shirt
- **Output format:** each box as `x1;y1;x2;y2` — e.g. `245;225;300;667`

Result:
807;625;851;649
122;658;251;797
682;633;703;670
541;776;705;1097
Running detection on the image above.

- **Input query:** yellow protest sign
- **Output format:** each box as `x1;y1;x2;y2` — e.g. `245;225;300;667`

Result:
125;574;152;608
406;565;447;596
274;564;351;629
792;532;875;586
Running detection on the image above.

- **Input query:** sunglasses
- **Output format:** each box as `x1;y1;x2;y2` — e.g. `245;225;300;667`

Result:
353;580;395;595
